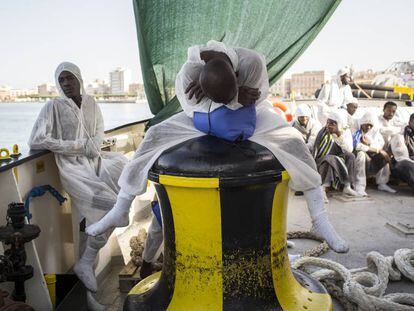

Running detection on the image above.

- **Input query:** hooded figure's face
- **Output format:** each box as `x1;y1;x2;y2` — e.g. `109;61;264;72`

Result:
346;102;358;116
58;71;81;99
326;119;338;134
361;123;373;134
340;73;351;85
298;116;309;127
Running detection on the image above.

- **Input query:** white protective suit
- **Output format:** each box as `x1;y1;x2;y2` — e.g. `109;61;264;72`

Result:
119;41;321;194
292;104;321;152
326;110;354;154
342;97;359;134
317;67;354;125
354;112;390;192
377;113;410;162
28;62;127;298
87;41;350;253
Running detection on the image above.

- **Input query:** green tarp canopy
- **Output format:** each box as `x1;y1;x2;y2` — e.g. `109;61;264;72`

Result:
133;0;341;126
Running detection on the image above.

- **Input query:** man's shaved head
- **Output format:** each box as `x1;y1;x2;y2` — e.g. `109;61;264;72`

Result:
199;58;237;104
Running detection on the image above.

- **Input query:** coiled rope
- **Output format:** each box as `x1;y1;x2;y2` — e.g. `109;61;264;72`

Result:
293;249;414;311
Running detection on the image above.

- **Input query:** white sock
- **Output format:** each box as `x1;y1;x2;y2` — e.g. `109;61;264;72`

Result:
355;184;367;196
286;240;295;248
343;183;361;197
304;187;349;253
87;291;105;311
73;236;106;292
86;190;134;237
378;183;397;193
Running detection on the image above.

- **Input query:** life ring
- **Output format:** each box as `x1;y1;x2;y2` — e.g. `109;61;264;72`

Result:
272;102;293;122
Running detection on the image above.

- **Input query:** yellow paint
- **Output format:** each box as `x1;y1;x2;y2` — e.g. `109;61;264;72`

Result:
159;175;219;188
282;171;290;181
129;271;161;295
45;274;56;309
165;178;222;311
271;178;332;311
0;148;10;160
394;86;414;100
12;144;19;155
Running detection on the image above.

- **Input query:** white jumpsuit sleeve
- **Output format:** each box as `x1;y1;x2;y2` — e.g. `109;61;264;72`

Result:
28;101;86;155
175;62;215;118
334;129;353;153
235;50;269;106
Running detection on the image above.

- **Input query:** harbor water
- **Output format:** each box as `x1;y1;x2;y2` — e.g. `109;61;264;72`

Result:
0;101;153;152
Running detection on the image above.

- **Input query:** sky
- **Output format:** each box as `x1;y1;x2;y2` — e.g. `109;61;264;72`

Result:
1;0;413;89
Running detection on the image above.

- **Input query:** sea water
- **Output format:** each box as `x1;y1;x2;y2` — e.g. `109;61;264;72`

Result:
0;101;153;152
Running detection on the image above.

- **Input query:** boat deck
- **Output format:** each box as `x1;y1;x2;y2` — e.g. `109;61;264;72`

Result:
85;183;414;310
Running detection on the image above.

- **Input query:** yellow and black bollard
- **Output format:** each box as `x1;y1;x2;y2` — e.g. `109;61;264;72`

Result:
125;136;332;310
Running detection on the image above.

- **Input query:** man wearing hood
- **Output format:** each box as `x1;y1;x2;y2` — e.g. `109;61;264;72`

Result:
343;97;359;133
29;62;127;309
292;104;321;153
391;113;414;190
317;67;354;125
353;111;395;196
87;40;349;254
313;110;360;201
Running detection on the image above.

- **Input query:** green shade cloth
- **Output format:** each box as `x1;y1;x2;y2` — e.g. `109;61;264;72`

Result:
133;0;341;126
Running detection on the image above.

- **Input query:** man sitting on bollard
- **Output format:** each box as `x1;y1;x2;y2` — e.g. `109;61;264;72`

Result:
87;40;349;254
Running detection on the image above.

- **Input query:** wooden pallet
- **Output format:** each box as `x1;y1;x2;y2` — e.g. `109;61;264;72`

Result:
118;261;141;293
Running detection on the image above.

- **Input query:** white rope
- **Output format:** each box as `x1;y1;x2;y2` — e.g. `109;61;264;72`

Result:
293;249;414;311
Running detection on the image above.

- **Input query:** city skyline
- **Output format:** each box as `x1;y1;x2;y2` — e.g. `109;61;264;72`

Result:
1;0;414;89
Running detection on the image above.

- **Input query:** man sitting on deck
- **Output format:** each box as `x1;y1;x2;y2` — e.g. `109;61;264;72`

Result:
353;111;393;196
28;62;127;308
87;40;349;253
391;113;414;190
342;97;359;133
292;104;321;153
313;110;360;202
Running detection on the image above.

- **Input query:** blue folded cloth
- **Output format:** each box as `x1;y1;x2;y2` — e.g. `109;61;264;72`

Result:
193;104;256;142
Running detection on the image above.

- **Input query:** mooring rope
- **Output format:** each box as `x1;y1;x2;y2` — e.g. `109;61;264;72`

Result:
293;249;414;311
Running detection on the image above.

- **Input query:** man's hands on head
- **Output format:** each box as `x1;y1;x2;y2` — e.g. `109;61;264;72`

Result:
185;81;205;104
186;81;261;106
238;86;260;106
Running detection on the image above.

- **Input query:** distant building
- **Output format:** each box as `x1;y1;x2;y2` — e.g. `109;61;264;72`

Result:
86;79;110;95
290;71;327;99
128;83;146;99
269;76;287;98
37;84;57;97
110;68;131;95
128;83;143;95
352;69;379;84
9;89;37;99
0;85;11;101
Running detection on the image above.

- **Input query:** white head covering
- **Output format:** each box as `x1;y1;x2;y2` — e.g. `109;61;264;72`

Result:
54;62;86;100
337;66;350;77
327;110;347;130
359;111;377;129
344;97;358;106
295;104;312;118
